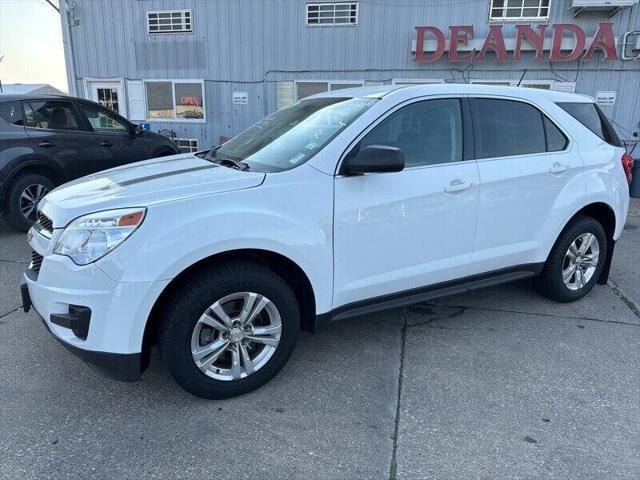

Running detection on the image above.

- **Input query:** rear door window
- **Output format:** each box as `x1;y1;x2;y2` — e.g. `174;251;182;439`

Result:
543;116;568;152
0;101;24;126
557;102;622;147
22;100;84;131
471;98;546;159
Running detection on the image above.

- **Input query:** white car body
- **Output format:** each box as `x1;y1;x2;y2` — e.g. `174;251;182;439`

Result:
23;84;629;381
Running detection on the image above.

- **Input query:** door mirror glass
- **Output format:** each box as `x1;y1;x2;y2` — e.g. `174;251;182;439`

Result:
341;145;405;175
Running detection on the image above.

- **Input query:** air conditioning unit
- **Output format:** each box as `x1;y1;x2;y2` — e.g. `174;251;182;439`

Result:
570;0;639;16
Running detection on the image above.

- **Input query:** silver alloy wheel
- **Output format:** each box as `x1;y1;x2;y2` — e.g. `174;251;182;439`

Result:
20;184;49;222
562;232;600;291
190;292;282;381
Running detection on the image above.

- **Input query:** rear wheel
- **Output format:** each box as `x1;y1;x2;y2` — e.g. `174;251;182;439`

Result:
158;261;300;399
537;216;607;302
6;173;55;231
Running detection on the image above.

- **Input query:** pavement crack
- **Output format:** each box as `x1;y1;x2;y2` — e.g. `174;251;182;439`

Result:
433;303;640;327
388;310;407;480
0;258;29;265
607;279;640;319
0;307;20;324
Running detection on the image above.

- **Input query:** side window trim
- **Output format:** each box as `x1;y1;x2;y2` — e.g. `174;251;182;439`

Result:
337;95;468;175
469;96;571;160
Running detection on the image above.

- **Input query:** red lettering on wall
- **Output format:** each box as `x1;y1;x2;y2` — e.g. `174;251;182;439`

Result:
414;26;446;62
448;25;474;63
477;25;508;62
513;24;547;61
549;24;586;61
583;23;617;60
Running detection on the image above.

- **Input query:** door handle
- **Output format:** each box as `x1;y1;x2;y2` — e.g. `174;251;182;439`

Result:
444;179;473;193
101;141;113;148
38;140;55;148
549;162;569;174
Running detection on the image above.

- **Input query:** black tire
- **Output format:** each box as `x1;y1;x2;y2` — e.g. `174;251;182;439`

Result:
158;261;300;399
536;216;607;303
6;173;56;232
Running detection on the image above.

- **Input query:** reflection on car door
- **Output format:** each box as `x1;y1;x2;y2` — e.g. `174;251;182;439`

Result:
76;101;151;167
333;98;480;308
468;97;579;275
22;99;104;180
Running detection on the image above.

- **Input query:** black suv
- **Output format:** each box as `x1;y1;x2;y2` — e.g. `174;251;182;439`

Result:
0;94;180;230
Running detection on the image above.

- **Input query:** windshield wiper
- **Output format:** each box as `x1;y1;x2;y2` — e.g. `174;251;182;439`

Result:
203;145;250;171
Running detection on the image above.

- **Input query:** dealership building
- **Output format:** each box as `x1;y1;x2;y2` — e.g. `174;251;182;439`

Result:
60;0;640;152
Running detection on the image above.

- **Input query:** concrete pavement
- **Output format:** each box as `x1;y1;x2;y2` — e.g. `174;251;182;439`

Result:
0;206;638;479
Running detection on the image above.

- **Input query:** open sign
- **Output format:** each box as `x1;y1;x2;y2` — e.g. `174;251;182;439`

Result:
180;96;201;106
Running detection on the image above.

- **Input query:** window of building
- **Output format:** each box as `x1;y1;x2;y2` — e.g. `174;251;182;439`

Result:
147;10;192;34
78;102;130;134
177;138;199;153
23;100;83;131
96;87;119;113
471;99;546;159
0;101;24;126
306;2;358;26
470;79;554;90
391;79;445;86
489;0;550;21
144;80;205;121
359;99;463;167
295;80;364;99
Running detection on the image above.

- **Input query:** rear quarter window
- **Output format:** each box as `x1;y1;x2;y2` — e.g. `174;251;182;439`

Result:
0;101;24;126
557;102;622;147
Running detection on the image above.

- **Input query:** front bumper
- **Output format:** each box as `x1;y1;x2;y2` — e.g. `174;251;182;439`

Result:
23;228;170;381
22;284;142;381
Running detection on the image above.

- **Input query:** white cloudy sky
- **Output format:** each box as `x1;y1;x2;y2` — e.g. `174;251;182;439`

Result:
0;0;67;92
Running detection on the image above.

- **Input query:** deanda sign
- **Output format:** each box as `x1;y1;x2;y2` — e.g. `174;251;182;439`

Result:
413;23;618;63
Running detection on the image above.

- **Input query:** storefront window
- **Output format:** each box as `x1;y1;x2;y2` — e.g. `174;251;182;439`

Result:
295;80;364;99
145;80;205;121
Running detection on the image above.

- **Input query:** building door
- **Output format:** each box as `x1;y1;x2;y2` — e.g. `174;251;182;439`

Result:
86;80;126;117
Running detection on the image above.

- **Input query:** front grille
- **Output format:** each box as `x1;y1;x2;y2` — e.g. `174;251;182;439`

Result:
36;210;53;235
30;250;43;276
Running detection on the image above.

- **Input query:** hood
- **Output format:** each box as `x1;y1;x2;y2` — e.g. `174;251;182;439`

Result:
40;153;265;228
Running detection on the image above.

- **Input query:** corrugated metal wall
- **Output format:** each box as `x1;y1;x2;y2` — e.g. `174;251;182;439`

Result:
61;0;640;147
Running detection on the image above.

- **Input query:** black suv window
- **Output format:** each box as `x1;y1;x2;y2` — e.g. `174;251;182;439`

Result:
78;102;131;135
472;99;546;159
360;98;463;167
0;101;24;126
23;100;83;131
557;102;622;147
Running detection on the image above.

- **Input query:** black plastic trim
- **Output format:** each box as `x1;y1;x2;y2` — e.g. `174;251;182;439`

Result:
317;263;544;324
50;305;91;340
21;282;31;312
597;239;615;285
34;307;142;382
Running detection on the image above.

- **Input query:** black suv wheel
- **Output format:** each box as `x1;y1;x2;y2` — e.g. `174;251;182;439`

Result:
6;173;55;231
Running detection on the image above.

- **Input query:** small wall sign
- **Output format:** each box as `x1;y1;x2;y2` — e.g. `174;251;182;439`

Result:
595;91;617;106
232;92;249;105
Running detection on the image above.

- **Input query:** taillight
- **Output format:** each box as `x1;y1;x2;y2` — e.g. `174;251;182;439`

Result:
621;153;634;184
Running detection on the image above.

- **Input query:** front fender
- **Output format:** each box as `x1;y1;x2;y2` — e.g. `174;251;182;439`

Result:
96;165;335;314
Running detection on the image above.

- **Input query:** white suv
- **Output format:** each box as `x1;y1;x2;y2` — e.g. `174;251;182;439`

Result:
22;85;632;398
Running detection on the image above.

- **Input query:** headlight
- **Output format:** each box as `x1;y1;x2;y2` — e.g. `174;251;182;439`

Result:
54;208;146;265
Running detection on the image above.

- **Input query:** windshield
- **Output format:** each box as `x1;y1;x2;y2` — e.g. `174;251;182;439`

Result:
210;97;378;172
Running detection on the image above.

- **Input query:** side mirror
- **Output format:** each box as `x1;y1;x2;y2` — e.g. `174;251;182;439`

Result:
341;145;405;175
129;124;143;136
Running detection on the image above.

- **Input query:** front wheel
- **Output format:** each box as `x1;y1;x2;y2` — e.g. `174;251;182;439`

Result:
158;261;300;399
6;174;55;231
537;216;607;303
